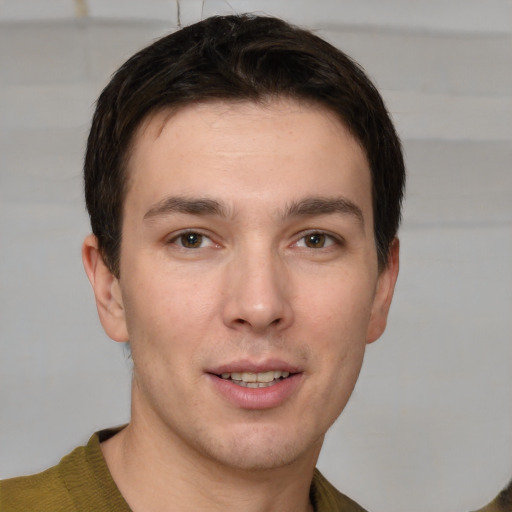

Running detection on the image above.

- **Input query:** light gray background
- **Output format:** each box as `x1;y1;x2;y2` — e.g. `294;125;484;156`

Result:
1;1;511;511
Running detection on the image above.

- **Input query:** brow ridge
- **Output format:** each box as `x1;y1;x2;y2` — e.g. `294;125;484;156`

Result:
143;197;227;220
284;197;364;227
143;195;364;227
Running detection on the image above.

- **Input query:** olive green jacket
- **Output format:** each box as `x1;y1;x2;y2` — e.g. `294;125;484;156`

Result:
1;429;367;512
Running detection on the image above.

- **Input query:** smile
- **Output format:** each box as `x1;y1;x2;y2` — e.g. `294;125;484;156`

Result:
220;370;291;388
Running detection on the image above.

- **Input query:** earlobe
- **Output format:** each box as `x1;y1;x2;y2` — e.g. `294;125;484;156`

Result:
366;238;400;344
82;234;129;342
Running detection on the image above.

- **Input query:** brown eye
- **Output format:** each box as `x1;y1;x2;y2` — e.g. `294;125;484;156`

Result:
179;232;204;248
304;233;326;248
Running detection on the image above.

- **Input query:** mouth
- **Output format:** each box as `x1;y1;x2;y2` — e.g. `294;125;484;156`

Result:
219;370;291;388
207;363;302;409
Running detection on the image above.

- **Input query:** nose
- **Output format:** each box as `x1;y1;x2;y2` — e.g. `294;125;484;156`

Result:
222;247;293;333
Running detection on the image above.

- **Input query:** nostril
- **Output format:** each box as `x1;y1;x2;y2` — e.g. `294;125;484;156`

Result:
232;316;282;328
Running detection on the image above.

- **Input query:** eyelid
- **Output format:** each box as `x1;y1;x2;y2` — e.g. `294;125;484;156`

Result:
167;229;219;249
293;229;344;249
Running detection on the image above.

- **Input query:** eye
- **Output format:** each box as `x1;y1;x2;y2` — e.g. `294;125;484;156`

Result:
171;231;215;249
296;232;337;249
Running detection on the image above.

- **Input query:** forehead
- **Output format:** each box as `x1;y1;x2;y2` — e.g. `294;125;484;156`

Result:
125;99;372;220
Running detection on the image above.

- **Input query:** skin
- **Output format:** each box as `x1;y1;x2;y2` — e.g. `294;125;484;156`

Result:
82;99;399;512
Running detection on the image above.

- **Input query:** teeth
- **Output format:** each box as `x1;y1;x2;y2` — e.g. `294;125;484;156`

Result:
219;370;291;385
254;371;274;383
236;381;278;388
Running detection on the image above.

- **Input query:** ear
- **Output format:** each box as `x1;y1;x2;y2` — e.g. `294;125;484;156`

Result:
366;238;400;344
82;234;129;342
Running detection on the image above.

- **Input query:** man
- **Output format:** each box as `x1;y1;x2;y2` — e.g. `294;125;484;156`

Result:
1;14;404;511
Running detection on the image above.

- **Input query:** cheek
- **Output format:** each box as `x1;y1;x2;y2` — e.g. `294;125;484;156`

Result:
298;272;376;334
121;268;218;361
297;274;375;387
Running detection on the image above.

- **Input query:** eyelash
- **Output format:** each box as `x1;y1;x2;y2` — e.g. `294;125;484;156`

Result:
293;231;342;250
167;229;342;251
167;230;217;249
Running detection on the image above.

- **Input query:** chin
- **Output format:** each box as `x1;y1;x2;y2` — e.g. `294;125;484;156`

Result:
197;425;323;473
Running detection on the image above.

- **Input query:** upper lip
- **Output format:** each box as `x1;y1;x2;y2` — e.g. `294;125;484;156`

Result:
207;359;302;376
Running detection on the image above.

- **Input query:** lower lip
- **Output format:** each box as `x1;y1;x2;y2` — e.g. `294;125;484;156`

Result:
207;374;302;410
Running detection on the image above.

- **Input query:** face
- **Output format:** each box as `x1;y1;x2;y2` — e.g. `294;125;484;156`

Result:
86;99;398;472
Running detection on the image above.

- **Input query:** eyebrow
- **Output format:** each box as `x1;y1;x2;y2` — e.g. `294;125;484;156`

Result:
143;195;364;227
144;197;227;220
284;197;365;227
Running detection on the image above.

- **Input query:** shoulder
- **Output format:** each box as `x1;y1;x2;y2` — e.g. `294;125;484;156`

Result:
311;469;369;512
0;458;77;512
0;428;129;512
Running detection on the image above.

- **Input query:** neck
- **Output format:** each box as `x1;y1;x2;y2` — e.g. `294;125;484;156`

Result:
101;409;321;512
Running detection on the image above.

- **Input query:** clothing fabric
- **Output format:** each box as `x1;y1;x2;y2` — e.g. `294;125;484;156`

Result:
1;428;368;512
471;479;512;512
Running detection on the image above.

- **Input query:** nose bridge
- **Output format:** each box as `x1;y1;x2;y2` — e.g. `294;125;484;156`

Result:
223;239;292;332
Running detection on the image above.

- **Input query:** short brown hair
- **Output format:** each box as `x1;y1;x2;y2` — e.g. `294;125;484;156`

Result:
84;14;405;277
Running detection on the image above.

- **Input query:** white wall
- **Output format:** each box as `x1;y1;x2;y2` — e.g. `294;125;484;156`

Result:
1;1;511;511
